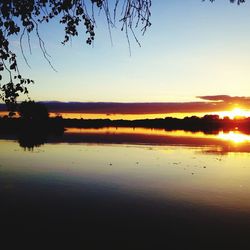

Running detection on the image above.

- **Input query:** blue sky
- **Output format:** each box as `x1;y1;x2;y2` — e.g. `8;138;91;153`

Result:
11;0;250;104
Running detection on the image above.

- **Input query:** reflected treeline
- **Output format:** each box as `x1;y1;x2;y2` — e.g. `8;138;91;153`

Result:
62;115;250;134
1;114;250;150
0;117;64;150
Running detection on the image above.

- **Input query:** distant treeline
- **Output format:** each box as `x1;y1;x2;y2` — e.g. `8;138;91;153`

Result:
62;115;250;134
1;114;250;149
1;115;250;134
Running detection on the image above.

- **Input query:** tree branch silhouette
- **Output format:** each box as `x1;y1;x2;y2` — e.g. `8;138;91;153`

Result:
0;0;245;114
0;0;152;113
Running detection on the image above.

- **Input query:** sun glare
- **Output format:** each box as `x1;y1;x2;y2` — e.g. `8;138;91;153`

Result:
217;131;250;143
217;108;250;119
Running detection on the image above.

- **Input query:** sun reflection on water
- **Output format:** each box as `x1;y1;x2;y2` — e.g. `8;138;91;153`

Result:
217;131;250;143
66;127;250;144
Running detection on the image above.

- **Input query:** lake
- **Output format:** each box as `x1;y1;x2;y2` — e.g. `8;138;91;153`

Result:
1;128;250;249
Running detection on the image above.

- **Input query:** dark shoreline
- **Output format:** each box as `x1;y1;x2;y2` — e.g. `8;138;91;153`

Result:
62;115;250;134
1;115;250;151
1;115;250;134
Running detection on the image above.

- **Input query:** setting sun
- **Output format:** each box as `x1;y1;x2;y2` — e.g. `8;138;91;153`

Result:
217;108;250;119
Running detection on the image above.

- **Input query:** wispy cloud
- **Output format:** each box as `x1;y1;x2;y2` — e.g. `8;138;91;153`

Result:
1;95;250;114
198;95;250;103
40;95;250;114
41;101;226;114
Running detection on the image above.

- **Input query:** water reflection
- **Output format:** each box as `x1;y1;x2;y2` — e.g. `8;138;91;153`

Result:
0;140;249;209
63;128;250;154
1;132;250;248
1;127;250;153
66;127;250;143
1;139;250;248
217;131;250;143
18;131;48;150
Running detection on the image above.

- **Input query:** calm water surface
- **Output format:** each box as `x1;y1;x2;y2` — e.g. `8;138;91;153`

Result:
1;128;250;249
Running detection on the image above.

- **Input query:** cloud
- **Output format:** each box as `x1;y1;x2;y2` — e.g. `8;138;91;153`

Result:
198;95;250;104
1;95;250;115
37;100;230;114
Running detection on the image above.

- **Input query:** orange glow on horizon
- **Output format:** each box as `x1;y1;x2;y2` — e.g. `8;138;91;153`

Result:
1;107;250;120
65;127;211;138
65;127;250;145
49;112;217;120
216;108;250;120
47;108;250;120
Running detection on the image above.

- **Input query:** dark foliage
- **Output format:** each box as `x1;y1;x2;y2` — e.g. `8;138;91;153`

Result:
0;115;64;149
18;100;48;120
0;0;152;111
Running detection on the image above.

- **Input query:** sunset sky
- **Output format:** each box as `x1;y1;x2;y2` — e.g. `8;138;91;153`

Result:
6;0;250;117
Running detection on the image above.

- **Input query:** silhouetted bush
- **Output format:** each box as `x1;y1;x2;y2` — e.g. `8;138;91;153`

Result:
18;101;48;121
